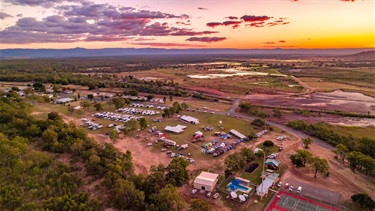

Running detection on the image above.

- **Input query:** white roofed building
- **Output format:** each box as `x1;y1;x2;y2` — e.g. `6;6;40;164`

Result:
180;115;199;124
164;125;187;133
194;171;219;192
229;129;247;139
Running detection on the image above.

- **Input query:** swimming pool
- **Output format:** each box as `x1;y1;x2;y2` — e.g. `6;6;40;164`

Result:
227;179;250;193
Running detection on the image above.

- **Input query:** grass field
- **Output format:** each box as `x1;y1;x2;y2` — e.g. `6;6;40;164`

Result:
118;67;303;96
30;101;258;162
328;125;375;139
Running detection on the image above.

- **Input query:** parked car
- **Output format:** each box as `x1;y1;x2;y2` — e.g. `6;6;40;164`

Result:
277;181;282;187
147;143;152;146
161;148;167;152
297;186;302;193
206;192;211;198
191;189;197;194
289;186;294;192
213;193;220;199
285;183;289;188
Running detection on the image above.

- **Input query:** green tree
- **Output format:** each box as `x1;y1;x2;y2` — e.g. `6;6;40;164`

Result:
112;97;125;109
247;132;256;140
32;82;45;92
80;101;91;110
143;164;167;195
163;108;170;118
263;140;274;148
109;130;119;143
225;152;246;172
139;117;147;129
150;184;185;211
351;193;375;209
348;151;365;172
251;118;265;127
112;179;145;210
124;119;137;131
273;108;282;117
189;199;212;211
47;112;61;121
181;102;188;110
67;106;75;114
303;137;313;149
308;156;329;178
94;103;103;111
87;94;94;100
166;157;189;186
163;96;167;103
129;90;138;96
240;147;255;162
172;102;182;113
169;107;176;115
290;149;312;167
332;144;349;162
169;95;173;102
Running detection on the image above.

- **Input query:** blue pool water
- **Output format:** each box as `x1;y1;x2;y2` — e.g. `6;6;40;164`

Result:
228;179;249;192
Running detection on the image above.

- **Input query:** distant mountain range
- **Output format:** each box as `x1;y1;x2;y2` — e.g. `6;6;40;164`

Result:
340;50;375;60
0;47;374;59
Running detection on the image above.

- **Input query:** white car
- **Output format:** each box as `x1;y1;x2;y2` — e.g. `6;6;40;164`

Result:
191;189;197;194
277;182;282;187
213;193;220;199
289;186;294;192
206;192;211;198
297;186;302;193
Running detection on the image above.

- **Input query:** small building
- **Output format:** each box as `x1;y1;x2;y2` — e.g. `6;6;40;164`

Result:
229;129;247;139
265;159;281;170
256;177;275;197
55;97;74;104
194;171;219;192
180;115;199;124
164;125;187;133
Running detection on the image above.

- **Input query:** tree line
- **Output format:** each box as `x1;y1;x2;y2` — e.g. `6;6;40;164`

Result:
287;120;375;177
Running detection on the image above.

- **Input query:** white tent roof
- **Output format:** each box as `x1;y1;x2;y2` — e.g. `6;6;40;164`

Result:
180;115;199;124
229;129;247;139
164;125;187;133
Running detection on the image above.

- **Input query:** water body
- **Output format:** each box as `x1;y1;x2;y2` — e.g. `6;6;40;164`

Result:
188;68;286;79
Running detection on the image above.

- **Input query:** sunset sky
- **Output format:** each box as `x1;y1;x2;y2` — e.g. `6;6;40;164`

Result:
0;0;374;49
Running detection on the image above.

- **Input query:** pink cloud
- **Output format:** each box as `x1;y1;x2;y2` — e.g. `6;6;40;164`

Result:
241;15;271;22
206;22;222;28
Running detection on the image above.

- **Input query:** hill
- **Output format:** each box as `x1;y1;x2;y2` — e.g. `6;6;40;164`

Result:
341;50;375;61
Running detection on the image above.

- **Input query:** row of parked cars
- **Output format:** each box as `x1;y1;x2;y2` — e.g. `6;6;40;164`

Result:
116;107;158;116
94;112;139;122
80;118;103;130
277;182;302;193
130;103;154;108
191;189;220;199
165;150;195;163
